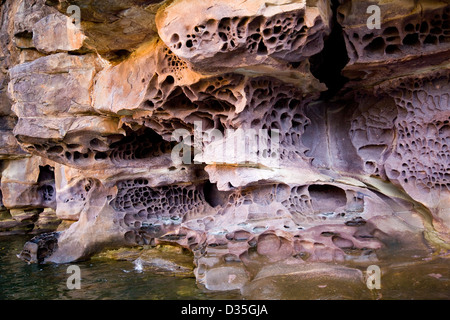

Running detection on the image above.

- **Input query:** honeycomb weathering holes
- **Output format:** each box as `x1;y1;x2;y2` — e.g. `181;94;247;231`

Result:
166;8;326;62
26;127;174;169
344;5;450;62
386;75;450;193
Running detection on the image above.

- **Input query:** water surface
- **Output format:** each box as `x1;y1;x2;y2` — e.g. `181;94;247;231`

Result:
0;235;448;300
0;235;239;300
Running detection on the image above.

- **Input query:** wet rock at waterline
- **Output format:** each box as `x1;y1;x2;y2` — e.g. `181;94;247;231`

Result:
94;245;195;277
0;0;449;293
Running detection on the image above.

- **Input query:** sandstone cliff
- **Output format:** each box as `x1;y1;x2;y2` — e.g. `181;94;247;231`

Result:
0;0;449;291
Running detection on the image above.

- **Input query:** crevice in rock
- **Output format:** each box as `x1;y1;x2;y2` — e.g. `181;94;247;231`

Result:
107;49;132;64
309;0;349;100
37;165;56;207
203;181;232;208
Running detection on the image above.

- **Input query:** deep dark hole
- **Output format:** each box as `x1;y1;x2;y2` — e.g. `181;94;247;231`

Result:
164;75;175;85
383;26;399;36
73;151;82;161
203;181;232;207
365;37;385;53
14;31;33;39
386;44;401;54
424;34;438;45
308;184;347;211
405;23;415;32
47;145;64;154
37;165;55;184
403;33;420;46
95;152;108;160
257;40;268;55
309;0;349;100
108;50;132;63
420;22;429;33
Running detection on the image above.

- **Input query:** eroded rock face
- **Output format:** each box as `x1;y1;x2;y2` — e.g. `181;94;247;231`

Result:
156;0;331;72
0;0;449;292
339;0;450;85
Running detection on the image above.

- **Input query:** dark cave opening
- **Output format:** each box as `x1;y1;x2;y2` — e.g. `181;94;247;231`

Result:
309;0;350;100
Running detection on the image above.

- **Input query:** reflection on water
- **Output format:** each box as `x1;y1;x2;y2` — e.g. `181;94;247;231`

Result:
0;236;240;300
0;235;448;300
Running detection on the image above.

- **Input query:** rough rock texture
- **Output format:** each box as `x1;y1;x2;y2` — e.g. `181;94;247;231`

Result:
156;0;331;72
0;0;449;292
